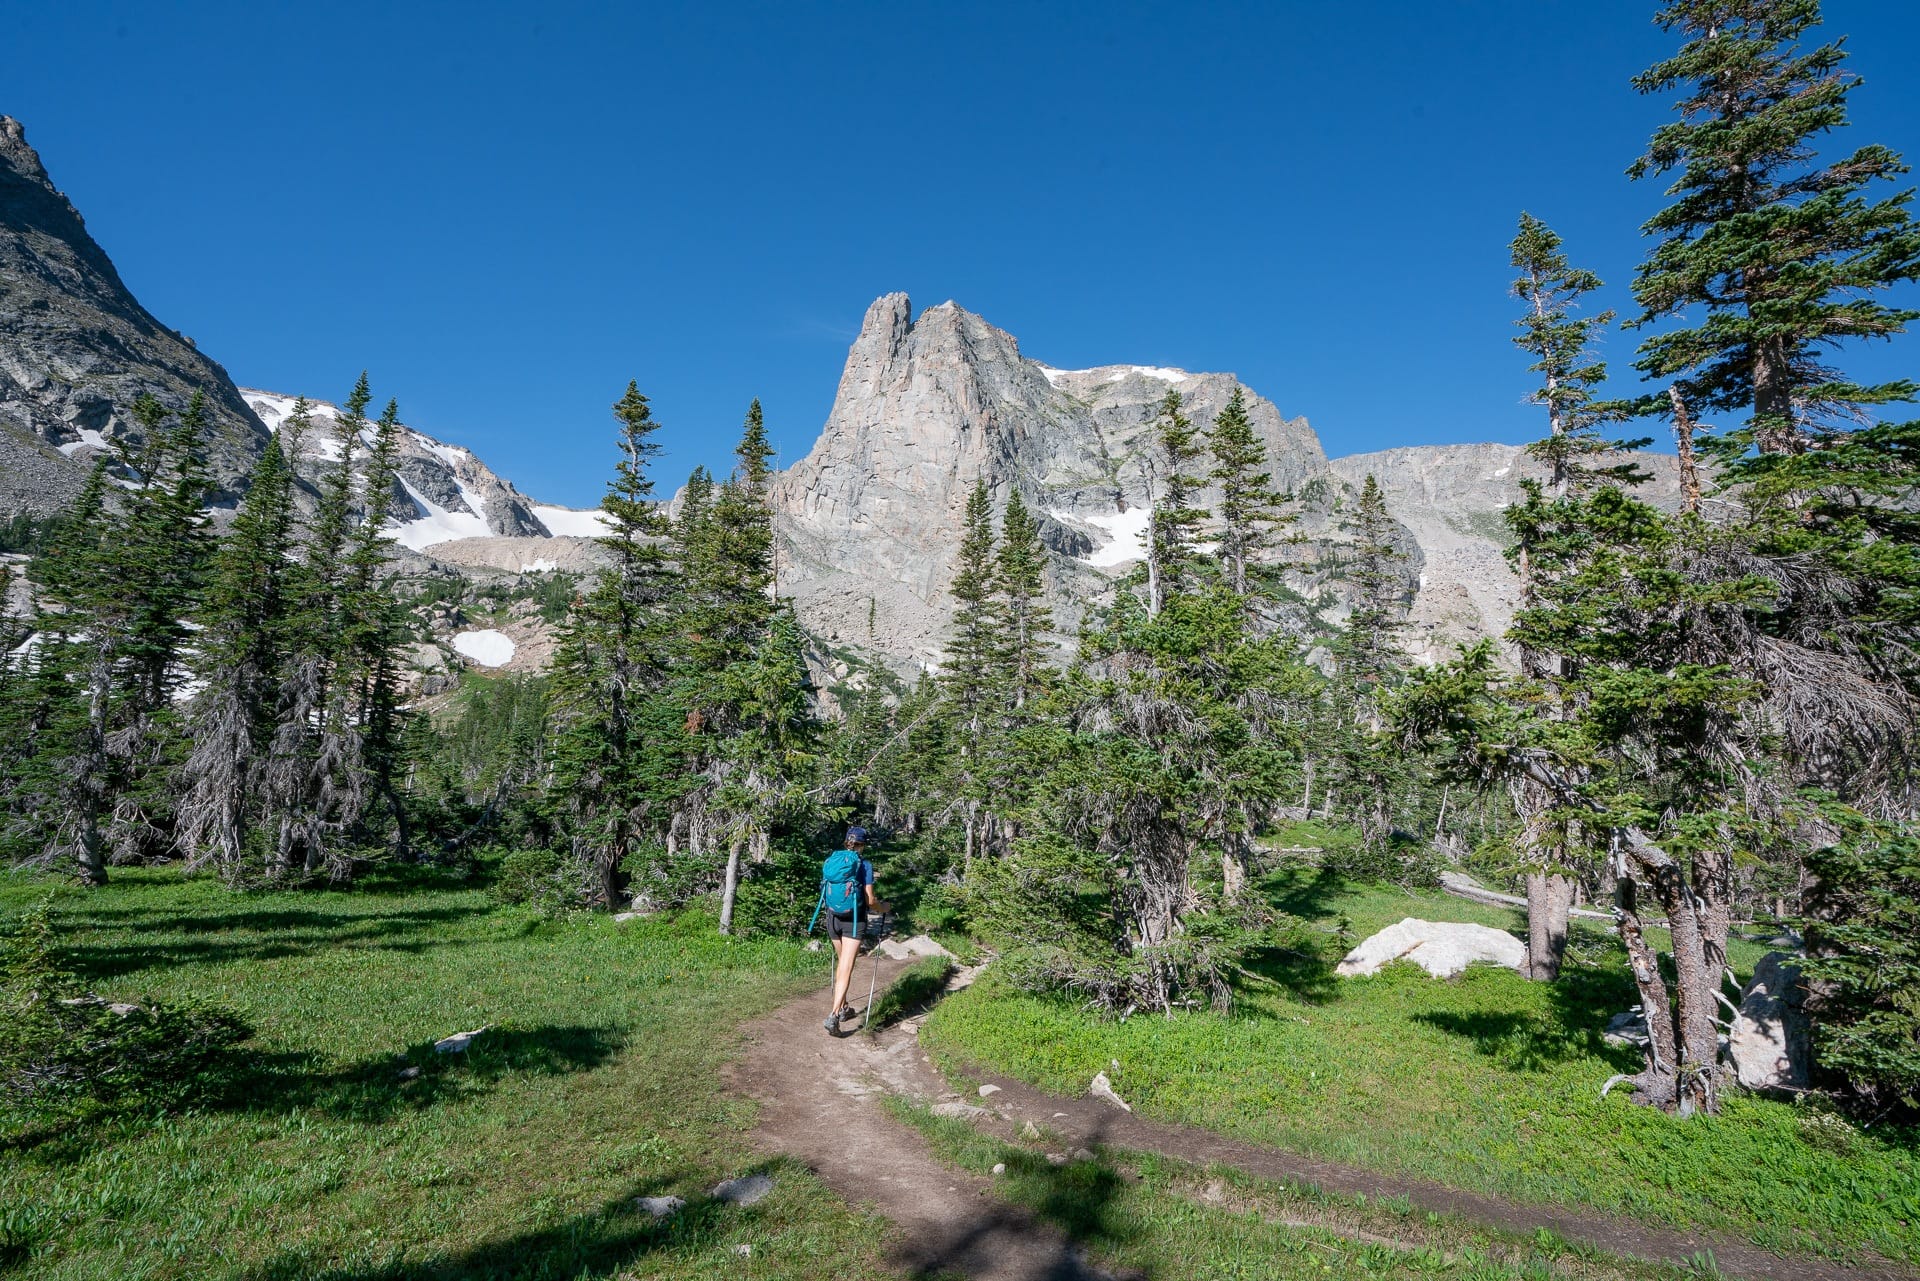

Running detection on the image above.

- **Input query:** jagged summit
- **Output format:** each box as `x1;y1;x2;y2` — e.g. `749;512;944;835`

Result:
771;293;1329;666
0;116;267;511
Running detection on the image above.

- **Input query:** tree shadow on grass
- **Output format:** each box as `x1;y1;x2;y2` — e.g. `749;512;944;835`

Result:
3;1024;628;1156
239;1161;789;1281
209;1023;629;1123
54;904;490;981
1411;965;1644;1072
903;1113;1144;1280
1261;864;1350;923
1237;942;1339;1007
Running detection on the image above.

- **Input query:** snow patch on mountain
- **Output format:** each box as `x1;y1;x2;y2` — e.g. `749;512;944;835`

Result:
452;630;516;667
1038;365;1192;389
392;478;492;551
532;504;610;538
1049;505;1152;568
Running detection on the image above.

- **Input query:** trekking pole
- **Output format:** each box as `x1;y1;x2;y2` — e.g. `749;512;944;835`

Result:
863;913;889;1026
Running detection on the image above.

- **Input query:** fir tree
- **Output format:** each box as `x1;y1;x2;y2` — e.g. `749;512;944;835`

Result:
1207;387;1292;596
1330;475;1411;859
1509;214;1640;496
1145;387;1208;616
992;489;1052;712
334;397;411;858
550;382;678;909
27;395;212;882
1503;217;1639;980
1628;0;1920;461
178;422;301;873
266;376;370;878
940;480;1002;865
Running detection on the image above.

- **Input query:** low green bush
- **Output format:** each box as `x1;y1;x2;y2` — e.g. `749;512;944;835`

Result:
0;896;249;1126
484;845;577;915
1802;834;1920;1118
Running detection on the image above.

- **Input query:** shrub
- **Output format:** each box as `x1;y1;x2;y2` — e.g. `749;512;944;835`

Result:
486;845;578;915
0;896;250;1124
1801;834;1920;1118
730;836;829;937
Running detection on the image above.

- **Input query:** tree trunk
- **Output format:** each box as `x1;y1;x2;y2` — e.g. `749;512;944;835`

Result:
1222;834;1246;905
1525;871;1573;981
1622;828;1724;1115
1668;386;1703;515
1614;864;1679;1108
718;833;744;935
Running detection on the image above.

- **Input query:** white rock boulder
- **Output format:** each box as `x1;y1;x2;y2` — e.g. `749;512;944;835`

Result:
1335;918;1528;979
1728;952;1811;1092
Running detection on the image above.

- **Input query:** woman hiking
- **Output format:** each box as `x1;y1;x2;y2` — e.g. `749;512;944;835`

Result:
817;826;888;1036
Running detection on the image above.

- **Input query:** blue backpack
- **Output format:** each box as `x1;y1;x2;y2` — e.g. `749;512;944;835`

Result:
809;849;864;933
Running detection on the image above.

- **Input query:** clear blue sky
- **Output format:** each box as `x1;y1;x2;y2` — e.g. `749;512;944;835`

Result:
10;1;1919;507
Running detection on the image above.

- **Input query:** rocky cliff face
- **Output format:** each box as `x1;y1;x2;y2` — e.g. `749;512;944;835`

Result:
0;116;268;512
772;294;1329;666
1328;444;1682;664
770;294;1690;672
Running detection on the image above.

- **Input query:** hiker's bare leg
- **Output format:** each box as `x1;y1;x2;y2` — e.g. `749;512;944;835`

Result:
829;935;860;1015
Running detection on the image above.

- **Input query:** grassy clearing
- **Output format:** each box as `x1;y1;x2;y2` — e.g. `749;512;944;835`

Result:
892;1101;1708;1280
0;868;892;1281
923;864;1920;1268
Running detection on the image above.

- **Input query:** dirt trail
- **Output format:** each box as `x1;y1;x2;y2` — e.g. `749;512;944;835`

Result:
730;956;1916;1281
729;954;1126;1280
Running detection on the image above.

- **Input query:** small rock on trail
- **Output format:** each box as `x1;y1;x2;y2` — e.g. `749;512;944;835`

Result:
711;1174;774;1206
1089;1071;1131;1112
433;1026;489;1054
635;1195;685;1218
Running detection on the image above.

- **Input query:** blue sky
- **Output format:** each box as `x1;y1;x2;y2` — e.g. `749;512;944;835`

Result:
10;1;1919;507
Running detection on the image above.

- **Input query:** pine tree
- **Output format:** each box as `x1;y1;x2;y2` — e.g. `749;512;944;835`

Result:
992;489;1052;712
940;480;1001;866
550;382;678;909
1503;216;1640;980
27;395;212;882
1145;387;1208;616
334;397;411;858
178;421;301;873
1330;475;1410;858
1208;387;1292;596
1509;214;1641;496
1628;0;1920;461
266;376;369;878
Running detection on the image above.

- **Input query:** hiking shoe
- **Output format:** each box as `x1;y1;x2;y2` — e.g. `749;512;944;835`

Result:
823;1011;841;1036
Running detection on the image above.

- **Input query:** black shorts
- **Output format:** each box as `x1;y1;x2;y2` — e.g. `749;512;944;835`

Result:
824;911;860;943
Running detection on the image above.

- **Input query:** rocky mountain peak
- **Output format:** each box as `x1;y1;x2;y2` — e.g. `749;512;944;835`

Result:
0;115;267;514
1;117;52;188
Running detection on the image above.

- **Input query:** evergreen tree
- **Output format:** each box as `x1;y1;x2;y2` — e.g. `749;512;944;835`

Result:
549;382;678;909
334;397;411;857
1145;387;1208;616
933;480;1005;865
266;376;370;878
178;420;301;873
1503;217;1641;980
1329;475;1412;860
26;395;212;882
1628;0;1920;462
992;489;1052;712
1207;387;1292;596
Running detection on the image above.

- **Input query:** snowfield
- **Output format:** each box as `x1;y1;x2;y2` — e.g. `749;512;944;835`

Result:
1048;505;1153;568
1038;364;1192;389
532;504;610;538
452;630;516;667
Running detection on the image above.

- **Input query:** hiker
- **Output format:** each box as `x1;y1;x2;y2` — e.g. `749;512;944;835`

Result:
815;826;888;1036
